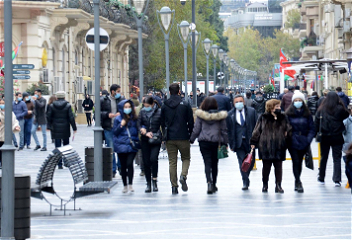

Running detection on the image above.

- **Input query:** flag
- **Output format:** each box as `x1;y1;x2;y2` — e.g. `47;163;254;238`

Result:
280;49;296;78
1;41;23;70
270;76;275;87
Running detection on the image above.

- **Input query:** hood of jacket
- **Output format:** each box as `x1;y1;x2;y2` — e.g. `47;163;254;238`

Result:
254;96;264;103
338;91;346;98
164;95;182;109
52;99;68;110
118;99;135;118
195;109;228;122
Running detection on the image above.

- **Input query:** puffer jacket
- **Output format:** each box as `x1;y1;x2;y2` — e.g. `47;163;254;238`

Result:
138;104;163;141
307;96;319;115
337;91;350;108
113;99;139;153
251;96;266;116
190;109;228;144
343;115;352;151
281;91;293;111
46;99;77;140
0;111;20;142
100;94;125;130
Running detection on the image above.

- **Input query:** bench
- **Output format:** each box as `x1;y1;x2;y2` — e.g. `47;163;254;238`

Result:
31;145;117;215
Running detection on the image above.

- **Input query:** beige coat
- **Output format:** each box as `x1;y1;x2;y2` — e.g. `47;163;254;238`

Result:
0;111;20;142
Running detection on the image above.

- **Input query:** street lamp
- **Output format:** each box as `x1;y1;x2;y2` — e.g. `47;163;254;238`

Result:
177;21;190;99
211;44;218;92
218;49;224;87
203;38;212;96
189;30;201;49
130;0;150;101
157;6;175;99
230;59;235;90
223;53;228;87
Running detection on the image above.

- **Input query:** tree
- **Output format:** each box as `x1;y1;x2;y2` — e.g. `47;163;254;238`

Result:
285;9;301;29
0;76;20;96
26;82;49;95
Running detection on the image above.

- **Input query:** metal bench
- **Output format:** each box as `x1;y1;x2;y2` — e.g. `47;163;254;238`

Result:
31;145;117;215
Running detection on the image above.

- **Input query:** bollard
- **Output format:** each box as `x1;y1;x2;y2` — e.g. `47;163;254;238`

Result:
253;160;257;170
346;181;350;189
318;142;321;168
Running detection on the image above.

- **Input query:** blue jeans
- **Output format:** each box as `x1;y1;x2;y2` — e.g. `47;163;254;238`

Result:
24;118;33;147
31;123;47;148
13;119;25;148
104;129;119;174
55;138;69;167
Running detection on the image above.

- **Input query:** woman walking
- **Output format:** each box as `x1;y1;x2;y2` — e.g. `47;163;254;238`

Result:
251;99;291;193
315;91;349;186
138;96;163;193
286;91;315;193
190;97;228;194
113;99;139;193
82;94;94;127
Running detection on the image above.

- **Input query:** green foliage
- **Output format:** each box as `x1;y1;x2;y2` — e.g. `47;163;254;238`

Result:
263;84;274;94
25;82;50;95
285;9;301;29
0;76;20;96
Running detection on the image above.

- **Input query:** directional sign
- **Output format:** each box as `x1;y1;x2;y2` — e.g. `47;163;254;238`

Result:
13;75;31;80
85;28;110;52
13;70;30;75
13;64;34;70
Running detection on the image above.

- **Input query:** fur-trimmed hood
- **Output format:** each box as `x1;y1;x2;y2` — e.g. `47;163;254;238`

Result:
195;109;228;121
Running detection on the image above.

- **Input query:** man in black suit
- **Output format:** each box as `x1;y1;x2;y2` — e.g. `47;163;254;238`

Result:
213;87;231;112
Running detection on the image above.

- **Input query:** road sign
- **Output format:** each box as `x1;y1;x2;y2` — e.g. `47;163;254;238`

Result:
13;70;30;75
13;75;31;80
217;72;224;80
13;64;34;69
85;28;110;52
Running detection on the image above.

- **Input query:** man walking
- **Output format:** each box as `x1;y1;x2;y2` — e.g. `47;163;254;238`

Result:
101;84;125;177
227;95;257;190
251;91;266;118
13;92;28;150
336;87;350;108
22;92;34;149
47;91;77;169
213;87;231;112
31;89;48;151
161;83;194;194
281;86;294;111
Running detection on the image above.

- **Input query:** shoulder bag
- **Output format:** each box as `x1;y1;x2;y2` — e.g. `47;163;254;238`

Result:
148;110;162;145
126;126;141;150
217;121;228;159
316;115;322;143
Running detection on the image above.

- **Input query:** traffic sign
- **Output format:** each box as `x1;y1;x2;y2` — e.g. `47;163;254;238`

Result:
85;28;110;52
13;64;34;69
13;75;31;80
217;72;224;80
13;70;30;75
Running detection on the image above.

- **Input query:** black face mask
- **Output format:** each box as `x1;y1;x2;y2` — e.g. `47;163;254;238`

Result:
274;109;281;115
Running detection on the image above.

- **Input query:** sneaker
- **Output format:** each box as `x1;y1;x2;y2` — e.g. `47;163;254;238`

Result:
26;145;31;149
113;172;116;178
34;145;41;151
317;178;325;185
128;185;134;192
179;175;188;192
122;186;128;193
14;144;18;148
17;147;23;151
40;147;47;151
58;166;63;169
334;182;341;187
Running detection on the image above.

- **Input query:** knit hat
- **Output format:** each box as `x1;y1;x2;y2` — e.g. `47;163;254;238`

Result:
56;91;65;99
22;92;29;98
292;91;305;102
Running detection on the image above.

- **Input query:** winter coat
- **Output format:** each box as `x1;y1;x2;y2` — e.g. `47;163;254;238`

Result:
33;97;47;125
161;95;194;141
315;105;349;145
197;93;205;108
317;96;325;108
307;96;319;116
227;106;257;151
47;99;77;140
190;109;228;144
244;98;252;108
281;91;293;111
12;100;27;121
113;99;139;153
337;91;350;108
287;109;315;150
213;93;231;112
250;112;291;161
82;97;94;112
24;100;34;119
343;116;352;151
100;94;125;130
138;104;163;142
0;111;20;142
251;96;266;116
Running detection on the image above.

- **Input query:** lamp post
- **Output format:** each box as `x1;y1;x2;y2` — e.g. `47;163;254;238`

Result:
244;69;248;94
223;53;228;87
177;20;190;99
218;49;224;88
230;59;235;91
211;44;218;92
157;6;175;99
130;0;150;101
225;58;230;88
203;38;212;96
345;47;352;83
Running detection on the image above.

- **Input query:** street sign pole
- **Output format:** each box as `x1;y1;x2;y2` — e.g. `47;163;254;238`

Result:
2;0;16;239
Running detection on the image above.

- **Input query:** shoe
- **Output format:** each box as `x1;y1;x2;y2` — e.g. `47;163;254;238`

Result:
139;171;145;176
26;146;31;149
122;186;128;193
179;175;188;192
145;183;152;193
14;144;18;148
207;183;213;194
128;185;134;192
275;183;284;193
34;145;41;151
213;184;218;192
317;177;325;185
262;184;268;193
40;147;47;151
51;140;54;144
152;180;158;192
113;172;116;178
58;166;63;169
17;147;23;151
172;187;178;195
295;181;304;193
242;180;249;191
335;182;341;187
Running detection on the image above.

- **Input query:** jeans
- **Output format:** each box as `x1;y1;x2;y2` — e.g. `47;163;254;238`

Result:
166;140;191;187
199;141;219;184
24;118;33;147
31;123;47;148
12;133;17;146
141;139;160;183
319;140;342;183
235;140;255;185
289;148;307;183
262;160;282;184
55;138;69;167
118;152;136;186
13;119;25;148
104;129;119;174
85;112;92;126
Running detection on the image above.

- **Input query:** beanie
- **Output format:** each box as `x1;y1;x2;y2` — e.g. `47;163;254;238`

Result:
292;91;305;102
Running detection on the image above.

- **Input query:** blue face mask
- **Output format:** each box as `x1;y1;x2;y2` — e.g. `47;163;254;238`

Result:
294;101;303;109
25;97;31;101
17;97;22;102
144;107;152;112
124;108;132;115
235;102;244;111
0;105;4;110
34;94;38;98
115;93;121;99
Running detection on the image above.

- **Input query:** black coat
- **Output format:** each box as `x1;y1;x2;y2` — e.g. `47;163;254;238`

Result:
307;96;319;115
197;93;205;107
213;93;231;112
161;95;194;141
34;97;47;125
138;104;163;141
82;98;94;111
47;99;77;140
100;94;125;130
227;106;257;151
251;96;266;116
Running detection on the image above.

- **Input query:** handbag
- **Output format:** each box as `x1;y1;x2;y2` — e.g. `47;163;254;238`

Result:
217;122;228;159
304;146;314;170
126;127;141;151
241;148;254;172
316;115;323;142
148;111;162;145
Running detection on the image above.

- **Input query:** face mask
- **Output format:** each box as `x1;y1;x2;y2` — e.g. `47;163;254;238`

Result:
34;94;38;98
124;108;132;115
0;105;4;110
235;102;244;111
17;97;22;102
115;93;121;99
294;101;303;109
25;97;31;101
274;109;281;115
144;107;152;112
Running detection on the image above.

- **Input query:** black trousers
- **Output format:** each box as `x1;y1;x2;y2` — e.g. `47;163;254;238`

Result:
141;139;160;183
118;152;137;186
0;141;4;164
262;160;282;184
55;138;69;167
235;140;255;185
199;141;219;184
289;148;307;182
85;112;92;126
319;141;342;182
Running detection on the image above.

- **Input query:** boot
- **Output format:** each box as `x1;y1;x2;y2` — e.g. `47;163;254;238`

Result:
145;182;151;193
275;183;284;193
213;184;218;192
207;183;213;194
172;187;178;195
152;180;158;192
295;181;304;193
262;183;268;193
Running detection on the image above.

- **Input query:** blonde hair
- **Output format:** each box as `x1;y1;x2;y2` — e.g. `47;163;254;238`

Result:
265;99;281;113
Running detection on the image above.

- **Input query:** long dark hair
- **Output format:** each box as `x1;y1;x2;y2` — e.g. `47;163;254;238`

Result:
318;91;346;115
200;97;218;111
285;101;311;117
